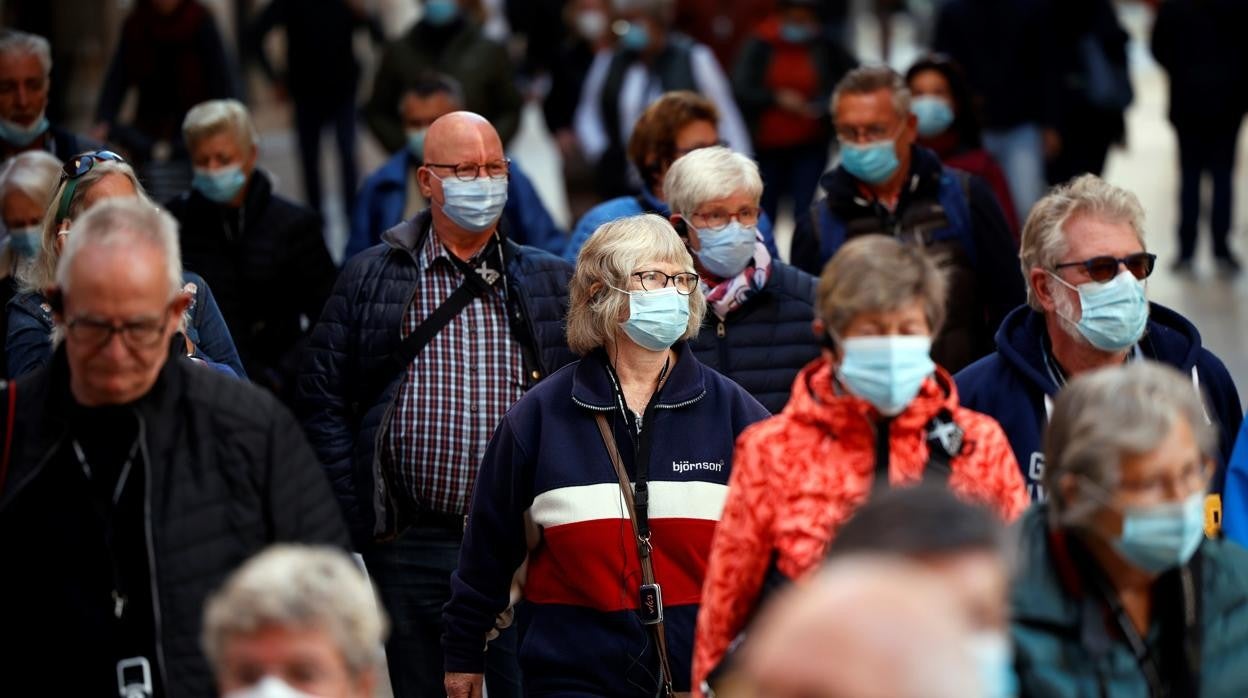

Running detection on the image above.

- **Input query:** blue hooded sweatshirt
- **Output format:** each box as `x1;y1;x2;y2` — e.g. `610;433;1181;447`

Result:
955;303;1241;505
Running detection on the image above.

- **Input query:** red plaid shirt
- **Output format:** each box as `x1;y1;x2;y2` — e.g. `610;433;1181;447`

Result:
384;228;524;515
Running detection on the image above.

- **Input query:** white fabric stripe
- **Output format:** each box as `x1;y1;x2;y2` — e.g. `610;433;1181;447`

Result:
531;481;730;528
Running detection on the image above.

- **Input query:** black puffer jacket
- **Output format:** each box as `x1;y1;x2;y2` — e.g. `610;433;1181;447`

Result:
166;171;336;403
689;261;819;414
0;348;348;697
296;209;576;547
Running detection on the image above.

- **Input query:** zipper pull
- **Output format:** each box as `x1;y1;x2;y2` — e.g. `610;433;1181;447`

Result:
716;321;725;338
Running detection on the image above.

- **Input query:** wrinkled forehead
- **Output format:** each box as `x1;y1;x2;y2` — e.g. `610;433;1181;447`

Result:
63;239;174;309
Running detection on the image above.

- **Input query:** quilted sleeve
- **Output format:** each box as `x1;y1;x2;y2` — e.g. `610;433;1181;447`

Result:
956;411;1029;522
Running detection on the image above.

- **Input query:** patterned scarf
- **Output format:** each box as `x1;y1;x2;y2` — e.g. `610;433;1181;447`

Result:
704;240;773;321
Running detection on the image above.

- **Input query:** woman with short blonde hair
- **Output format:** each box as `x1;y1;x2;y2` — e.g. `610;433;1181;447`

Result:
443;214;768;697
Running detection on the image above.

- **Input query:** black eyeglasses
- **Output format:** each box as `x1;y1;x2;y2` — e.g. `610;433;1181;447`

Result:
424;158;510;181
1053;253;1157;282
632;270;699;295
66;312;168;349
57;150;127;223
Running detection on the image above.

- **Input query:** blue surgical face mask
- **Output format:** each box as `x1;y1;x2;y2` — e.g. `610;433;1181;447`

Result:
836;335;935;416
611;284;690;351
620;22;651;52
967;632;1019;698
423;0;460;26
1048;269;1149;352
691;220;757;279
5;225;40;259
912;95;955;138
1109;492;1207;574
839;139;901;184
434;174;509;233
406;128;428;160
780;22;815;43
192;164;248;204
0;113;49;147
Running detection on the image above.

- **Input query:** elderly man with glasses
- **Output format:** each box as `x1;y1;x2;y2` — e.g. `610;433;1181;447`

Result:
955;175;1242;527
297;111;577;698
0;198;347;697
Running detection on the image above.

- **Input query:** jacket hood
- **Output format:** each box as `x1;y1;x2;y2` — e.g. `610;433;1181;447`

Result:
783;355;961;434
571;342;706;411
994;302;1207;397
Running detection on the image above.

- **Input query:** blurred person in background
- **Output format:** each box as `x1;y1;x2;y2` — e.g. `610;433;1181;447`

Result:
0;150;59;370
665;146;819;414
364;0;522;152
1151;0;1248;274
906;54;1018;236
165;100;334;405
1012;361;1248;696
565;91;777;263
349;74;563;259
956;175;1242;509
673;0;773;70
934;0;1060;219
790;65;1024;373
92;0;237;203
693;233;1028;692
7;150;244;379
732;0;857;228
203;545;387;698
298;112;575;698
575;0;752;200
248;0;383;217
441;215;769;697
0;30;98;163
736;557;983;698
0;199;347;697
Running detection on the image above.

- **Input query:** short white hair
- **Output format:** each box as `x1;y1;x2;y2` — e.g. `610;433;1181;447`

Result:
0;30;52;77
0;150;60;213
55;198;183;301
1043;361;1217;529
202;545;389;676
1020;174;1146;310
663;146;763;217
182;99;259;153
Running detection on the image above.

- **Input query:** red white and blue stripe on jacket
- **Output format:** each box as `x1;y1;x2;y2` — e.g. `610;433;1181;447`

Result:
443;344;770;695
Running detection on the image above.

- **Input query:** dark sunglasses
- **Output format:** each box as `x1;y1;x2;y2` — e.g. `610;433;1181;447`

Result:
57;150;127;223
1053;252;1157;282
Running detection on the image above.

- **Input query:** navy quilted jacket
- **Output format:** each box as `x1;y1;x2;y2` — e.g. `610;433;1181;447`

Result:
688;261;820;414
296;209;576;546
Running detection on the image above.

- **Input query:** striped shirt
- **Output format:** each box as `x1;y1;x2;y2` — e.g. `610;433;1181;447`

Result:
385;227;524;515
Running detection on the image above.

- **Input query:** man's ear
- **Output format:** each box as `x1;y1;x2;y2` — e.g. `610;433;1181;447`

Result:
1030;267;1058;312
417;165;435;199
170;291;193;321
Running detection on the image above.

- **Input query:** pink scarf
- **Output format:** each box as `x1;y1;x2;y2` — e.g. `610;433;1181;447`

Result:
703;241;773;321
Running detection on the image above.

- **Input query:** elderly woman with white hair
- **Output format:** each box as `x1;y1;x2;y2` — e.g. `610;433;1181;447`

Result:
1011;361;1248;696
165;99;334;403
0;151;60;365
5;149;244;378
665;145;820;413
203;545;387;698
442;214;769;697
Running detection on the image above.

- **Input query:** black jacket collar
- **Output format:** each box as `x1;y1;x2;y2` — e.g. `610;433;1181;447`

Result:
821;145;947;219
571;342;706;411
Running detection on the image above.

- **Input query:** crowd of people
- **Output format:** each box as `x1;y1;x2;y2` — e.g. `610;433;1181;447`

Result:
2;0;1248;696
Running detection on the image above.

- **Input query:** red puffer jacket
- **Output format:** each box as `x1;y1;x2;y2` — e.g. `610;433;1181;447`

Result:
692;357;1028;693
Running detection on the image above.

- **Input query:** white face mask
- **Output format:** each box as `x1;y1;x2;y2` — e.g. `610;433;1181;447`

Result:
223;676;320;698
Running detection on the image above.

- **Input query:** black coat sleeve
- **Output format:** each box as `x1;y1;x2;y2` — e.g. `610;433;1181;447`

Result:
965;174;1026;333
266;400;350;548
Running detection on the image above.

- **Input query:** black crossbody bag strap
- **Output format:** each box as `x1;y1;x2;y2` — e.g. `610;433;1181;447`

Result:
595;413;676;698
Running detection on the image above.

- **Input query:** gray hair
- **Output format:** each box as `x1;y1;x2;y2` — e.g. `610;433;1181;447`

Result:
566;214;706;355
1020;174;1146;310
1043;361;1217;529
202;545;388;677
55;198;183;302
663;146;763;218
0;150;60;206
0;30;52;77
817;235;948;343
19;159;149;293
182;99;259;153
831;65;911;119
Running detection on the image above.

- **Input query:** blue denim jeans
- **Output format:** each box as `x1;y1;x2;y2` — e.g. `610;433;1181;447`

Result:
363;526;522;698
983;123;1047;221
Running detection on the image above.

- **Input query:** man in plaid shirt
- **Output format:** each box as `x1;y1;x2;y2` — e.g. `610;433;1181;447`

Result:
297;112;576;698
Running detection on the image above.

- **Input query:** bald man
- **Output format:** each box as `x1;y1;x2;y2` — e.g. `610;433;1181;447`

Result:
297;112;577;698
739;557;984;698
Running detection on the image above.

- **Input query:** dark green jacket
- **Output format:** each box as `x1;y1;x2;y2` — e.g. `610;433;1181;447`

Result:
1012;505;1248;697
363;18;521;151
